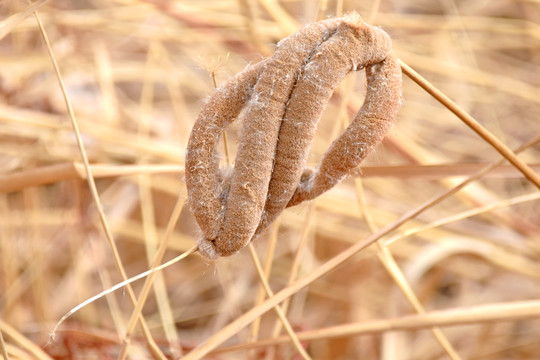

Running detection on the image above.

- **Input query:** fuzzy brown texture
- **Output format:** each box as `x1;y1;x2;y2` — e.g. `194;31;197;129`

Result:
185;12;402;259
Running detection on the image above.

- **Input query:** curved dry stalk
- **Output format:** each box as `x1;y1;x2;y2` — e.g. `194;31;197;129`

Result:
35;11;165;358
117;193;187;360
50;245;198;341
186;13;402;259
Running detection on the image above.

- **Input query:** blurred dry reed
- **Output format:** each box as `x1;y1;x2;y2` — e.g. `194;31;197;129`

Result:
1;0;540;359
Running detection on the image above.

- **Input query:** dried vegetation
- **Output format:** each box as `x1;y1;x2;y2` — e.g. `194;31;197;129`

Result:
1;0;540;359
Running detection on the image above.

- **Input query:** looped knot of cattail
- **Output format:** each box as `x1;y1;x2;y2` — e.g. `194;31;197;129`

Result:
186;12;402;259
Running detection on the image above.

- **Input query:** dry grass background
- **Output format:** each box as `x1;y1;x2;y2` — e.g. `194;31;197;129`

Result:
1;0;540;359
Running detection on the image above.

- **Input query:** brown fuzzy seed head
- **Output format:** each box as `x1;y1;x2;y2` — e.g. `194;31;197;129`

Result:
186;12;402;259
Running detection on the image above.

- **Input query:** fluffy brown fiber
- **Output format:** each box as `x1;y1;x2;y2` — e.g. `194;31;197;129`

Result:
185;12;402;259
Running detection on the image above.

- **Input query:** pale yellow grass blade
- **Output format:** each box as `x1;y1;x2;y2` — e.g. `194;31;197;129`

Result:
400;60;540;189
0;0;48;41
33;10;166;359
215;299;540;353
0;319;52;360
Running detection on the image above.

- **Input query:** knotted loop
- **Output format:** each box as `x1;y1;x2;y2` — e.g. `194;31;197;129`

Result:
185;12;402;259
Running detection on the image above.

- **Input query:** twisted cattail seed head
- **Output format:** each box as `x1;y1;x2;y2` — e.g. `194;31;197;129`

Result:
185;12;402;259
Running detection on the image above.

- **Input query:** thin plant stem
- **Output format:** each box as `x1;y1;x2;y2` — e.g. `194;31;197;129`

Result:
0;0;48;41
367;0;381;23
316;0;328;21
215;72;308;358
375;243;462;360
0;329;9;360
213;299;540;353
181;134;540;359
33;11;166;359
247;244;312;360
354;159;461;358
134;40;181;358
50;245;198;340
117;193;187;360
268;203;315;344
2;162;539;194
0;319;52;360
386;190;540;246
250;219;280;342
399;59;540;190
335;0;343;16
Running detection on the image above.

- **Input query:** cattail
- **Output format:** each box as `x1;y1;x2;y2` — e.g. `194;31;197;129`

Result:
185;59;268;244
186;12;402;259
287;54;402;207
